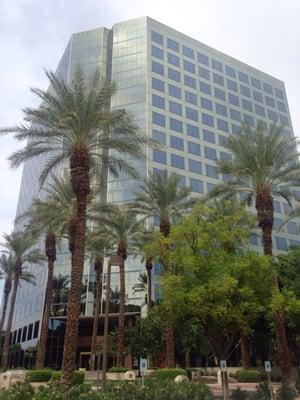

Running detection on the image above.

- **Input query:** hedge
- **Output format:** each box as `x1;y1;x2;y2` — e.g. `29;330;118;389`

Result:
235;369;261;382
52;370;84;385
108;367;131;373
26;369;53;382
154;368;187;380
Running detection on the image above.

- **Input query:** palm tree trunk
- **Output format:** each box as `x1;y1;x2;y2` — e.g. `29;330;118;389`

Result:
61;148;90;386
185;349;191;368
256;192;292;385
116;258;125;367
36;232;56;369
90;256;103;370
0;280;12;334
102;263;111;391
165;325;175;368
145;258;152;310
240;331;250;369
1;261;21;369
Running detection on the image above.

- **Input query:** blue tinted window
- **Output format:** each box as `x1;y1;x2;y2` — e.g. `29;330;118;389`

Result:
216;103;227;116
152;77;165;92
290;239;300;247
171;154;185;169
198;53;209;65
265;96;275;108
152;111;166;127
214;87;225;100
183;60;195;74
220;151;231;161
202;113;214;127
213;73;224;86
250;234;259;246
189;159;202;174
186;107;199;121
153;168;166;176
287;222;298;235
167;52;180;67
217;119;229;132
244;114;255;126
283;202;292;214
219;135;228;146
153;149;167;164
152;94;165;109
253;90;263;102
184;75;196;88
263;82;273;94
228;93;240;106
207;182;216;192
188;141;201;155
199;67;210;80
255;104;265;117
227;79;238;92
168;68;181;82
251;77;261;89
230;109;241;121
240;85;251;97
200;81;211;95
277;101;286;112
173;174;186;188
169;117;183;132
274;200;281;213
153;130;166;145
211;59;223;72
280;114;289;125
275;88;284;99
232;124;241;135
201;97;213;111
238;71;249;83
151;31;163;45
267;109;278;121
206;164;218;178
169;100;182;115
190;178;204;193
187;124;200;138
170;135;184;150
185;91;197;105
168;84;181;99
167;38;179;51
152;61;164;75
204;146;217;160
152;45;164;60
275;236;287;251
183;45;195;59
242;99;253;112
225;65;236;78
203;130;215;143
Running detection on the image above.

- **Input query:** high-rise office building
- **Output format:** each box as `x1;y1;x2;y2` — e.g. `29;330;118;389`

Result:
5;16;298;368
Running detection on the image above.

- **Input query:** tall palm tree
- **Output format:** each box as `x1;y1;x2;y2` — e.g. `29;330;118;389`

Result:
133;173;194;367
85;232;111;370
207;124;300;384
0;255;14;335
0;232;43;369
94;204;145;367
1;69;148;384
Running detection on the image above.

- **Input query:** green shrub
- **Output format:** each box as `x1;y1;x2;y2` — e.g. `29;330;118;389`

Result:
108;367;130;373
236;369;261;382
231;387;248;400
275;385;297;400
25;369;53;382
250;382;273;400
50;370;84;385
154;368;187;380
185;367;199;380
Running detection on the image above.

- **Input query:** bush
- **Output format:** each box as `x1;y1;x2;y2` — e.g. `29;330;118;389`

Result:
108;367;131;373
275;385;297;400
231;387;248;400
51;370;84;385
236;369;262;382
25;369;53;382
154;368;187;380
250;382;273;400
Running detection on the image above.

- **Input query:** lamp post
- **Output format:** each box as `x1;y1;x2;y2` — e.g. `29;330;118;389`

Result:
102;256;123;391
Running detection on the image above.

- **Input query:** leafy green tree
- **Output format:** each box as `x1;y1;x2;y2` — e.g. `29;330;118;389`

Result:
0;232;43;369
1;69;148;384
133;173;194;367
0;255;14;335
207;125;300;383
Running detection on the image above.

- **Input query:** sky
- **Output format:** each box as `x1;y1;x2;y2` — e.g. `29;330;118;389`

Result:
0;0;300;240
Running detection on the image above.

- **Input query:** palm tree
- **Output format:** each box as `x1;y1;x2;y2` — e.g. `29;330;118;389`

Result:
133;272;148;296
0;255;14;335
207;124;300;384
94;204;145;367
1;69;148;384
0;232;43;369
133;173;194;367
85;232;111;370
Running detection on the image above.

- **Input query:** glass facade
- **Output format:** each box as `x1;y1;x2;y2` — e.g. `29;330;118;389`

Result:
6;17;299;365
